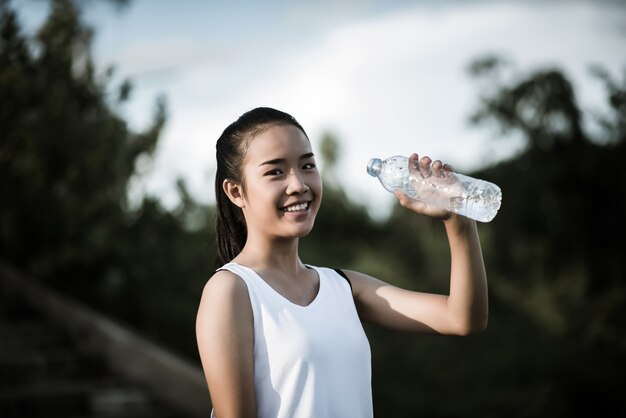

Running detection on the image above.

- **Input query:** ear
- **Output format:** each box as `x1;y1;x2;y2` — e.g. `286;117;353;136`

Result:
223;179;245;208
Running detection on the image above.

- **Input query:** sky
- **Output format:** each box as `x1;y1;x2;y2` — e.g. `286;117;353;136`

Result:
17;0;626;219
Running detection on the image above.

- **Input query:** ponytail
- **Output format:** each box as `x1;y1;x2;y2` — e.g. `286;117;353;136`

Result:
214;162;247;268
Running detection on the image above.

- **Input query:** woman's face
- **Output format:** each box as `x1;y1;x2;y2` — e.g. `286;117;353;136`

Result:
238;124;322;241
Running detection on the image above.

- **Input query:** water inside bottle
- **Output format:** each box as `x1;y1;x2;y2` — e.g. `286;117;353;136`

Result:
451;182;502;222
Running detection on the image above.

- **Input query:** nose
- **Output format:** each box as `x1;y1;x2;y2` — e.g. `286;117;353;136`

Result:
286;171;309;195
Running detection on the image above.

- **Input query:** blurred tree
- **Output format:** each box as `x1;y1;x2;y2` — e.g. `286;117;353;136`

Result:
457;57;626;416
319;131;340;176
0;0;164;284
0;0;215;359
468;57;625;339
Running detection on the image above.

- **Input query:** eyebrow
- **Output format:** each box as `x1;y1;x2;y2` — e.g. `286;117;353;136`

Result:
258;153;315;167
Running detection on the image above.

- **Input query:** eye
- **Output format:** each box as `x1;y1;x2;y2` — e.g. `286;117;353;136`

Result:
265;168;283;176
303;162;316;170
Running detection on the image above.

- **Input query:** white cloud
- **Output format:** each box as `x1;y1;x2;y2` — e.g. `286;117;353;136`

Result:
114;37;200;77
125;0;626;218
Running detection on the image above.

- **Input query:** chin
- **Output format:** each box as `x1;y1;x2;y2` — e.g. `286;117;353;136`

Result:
284;223;316;239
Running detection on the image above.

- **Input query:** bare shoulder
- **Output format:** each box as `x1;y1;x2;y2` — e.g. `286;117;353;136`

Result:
202;269;249;300
196;269;251;323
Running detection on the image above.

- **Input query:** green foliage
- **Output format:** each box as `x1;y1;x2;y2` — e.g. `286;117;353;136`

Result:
1;0;163;279
458;57;625;415
469;57;626;340
0;0;211;359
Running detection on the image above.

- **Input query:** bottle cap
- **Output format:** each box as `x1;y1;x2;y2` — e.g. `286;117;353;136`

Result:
367;158;382;176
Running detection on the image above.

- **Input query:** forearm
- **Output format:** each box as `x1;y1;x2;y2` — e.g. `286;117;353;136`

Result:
443;214;488;334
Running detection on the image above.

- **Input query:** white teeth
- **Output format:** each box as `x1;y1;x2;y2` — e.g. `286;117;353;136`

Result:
284;202;308;212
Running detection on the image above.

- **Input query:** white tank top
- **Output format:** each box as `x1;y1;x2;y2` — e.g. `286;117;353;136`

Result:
219;263;373;418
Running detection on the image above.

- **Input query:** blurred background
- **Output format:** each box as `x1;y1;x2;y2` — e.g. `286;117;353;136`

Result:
1;0;625;416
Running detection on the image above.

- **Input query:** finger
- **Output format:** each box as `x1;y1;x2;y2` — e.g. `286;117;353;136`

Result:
408;154;420;174
395;190;426;212
432;159;444;177
419;156;432;178
442;163;455;179
394;191;412;207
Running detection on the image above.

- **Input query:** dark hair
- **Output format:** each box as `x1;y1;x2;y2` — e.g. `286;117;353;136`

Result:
214;107;308;268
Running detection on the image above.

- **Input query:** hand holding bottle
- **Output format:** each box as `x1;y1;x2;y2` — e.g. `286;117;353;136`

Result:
367;153;502;222
395;154;456;220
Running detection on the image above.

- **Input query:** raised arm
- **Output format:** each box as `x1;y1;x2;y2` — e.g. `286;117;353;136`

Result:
349;155;488;336
196;270;256;417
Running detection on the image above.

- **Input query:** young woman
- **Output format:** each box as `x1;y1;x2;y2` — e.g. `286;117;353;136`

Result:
196;107;488;418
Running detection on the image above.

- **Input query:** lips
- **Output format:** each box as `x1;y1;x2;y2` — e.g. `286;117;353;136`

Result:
280;201;310;212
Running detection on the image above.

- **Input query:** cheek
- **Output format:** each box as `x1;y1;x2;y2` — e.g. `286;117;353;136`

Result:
310;176;323;208
311;174;323;195
240;178;265;204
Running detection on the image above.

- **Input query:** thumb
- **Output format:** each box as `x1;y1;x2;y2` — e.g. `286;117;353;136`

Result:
394;191;412;207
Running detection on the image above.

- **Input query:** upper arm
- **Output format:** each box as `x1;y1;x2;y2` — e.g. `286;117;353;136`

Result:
345;270;463;335
195;270;256;417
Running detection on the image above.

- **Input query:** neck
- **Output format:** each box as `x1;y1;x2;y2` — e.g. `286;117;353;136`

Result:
236;234;303;274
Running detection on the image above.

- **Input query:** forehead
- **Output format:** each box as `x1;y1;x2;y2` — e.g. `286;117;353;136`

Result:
245;124;311;163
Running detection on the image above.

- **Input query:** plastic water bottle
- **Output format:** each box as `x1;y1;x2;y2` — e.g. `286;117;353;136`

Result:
367;155;502;222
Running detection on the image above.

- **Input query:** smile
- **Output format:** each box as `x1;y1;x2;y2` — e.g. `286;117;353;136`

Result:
281;202;310;212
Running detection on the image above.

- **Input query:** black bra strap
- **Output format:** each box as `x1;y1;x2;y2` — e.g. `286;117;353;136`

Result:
333;268;352;291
